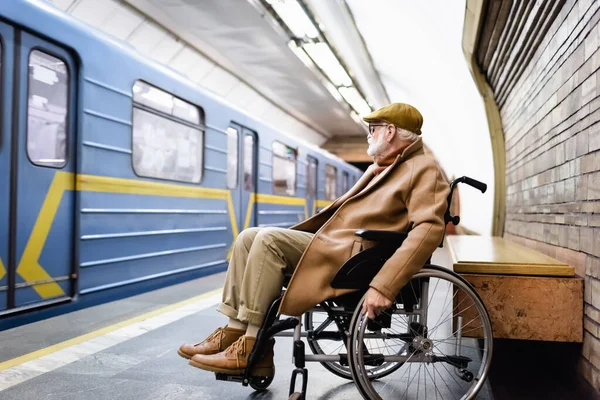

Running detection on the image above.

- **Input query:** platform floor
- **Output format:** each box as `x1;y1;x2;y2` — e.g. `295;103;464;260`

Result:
0;248;595;399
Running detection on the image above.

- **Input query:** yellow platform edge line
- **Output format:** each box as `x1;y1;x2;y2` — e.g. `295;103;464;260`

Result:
0;287;223;372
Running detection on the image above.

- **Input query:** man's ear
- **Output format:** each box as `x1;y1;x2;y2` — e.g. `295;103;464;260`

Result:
385;124;396;142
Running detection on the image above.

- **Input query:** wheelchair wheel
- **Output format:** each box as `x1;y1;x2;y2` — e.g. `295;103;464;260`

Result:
305;304;404;380
250;374;274;391
348;265;493;400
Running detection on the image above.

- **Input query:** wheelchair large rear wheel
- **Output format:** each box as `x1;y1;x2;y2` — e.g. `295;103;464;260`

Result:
348;265;493;400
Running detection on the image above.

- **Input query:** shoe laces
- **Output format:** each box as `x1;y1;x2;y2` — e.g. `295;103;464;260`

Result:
197;327;225;349
226;336;250;368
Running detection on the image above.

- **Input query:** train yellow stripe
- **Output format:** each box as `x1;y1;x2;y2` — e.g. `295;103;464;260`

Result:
77;174;230;199
16;173;320;299
17;171;75;298
243;192;256;230
0;257;6;281
315;200;333;208
255;193;306;206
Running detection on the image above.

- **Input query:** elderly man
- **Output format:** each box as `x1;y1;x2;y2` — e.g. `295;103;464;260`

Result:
179;102;450;377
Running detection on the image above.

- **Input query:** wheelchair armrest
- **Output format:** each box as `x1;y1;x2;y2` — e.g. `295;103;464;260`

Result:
355;230;408;248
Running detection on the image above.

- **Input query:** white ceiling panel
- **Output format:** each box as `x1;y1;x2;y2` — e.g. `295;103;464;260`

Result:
127;20;167;54
200;67;239;98
168;46;202;75
70;0;119;29
100;3;145;41
124;0;363;138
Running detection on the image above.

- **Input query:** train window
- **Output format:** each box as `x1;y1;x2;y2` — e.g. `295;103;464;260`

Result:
342;171;349;194
27;50;69;168
325;164;337;200
243;134;255;191
131;81;204;183
272;141;297;196
227;127;238;189
306;156;318;199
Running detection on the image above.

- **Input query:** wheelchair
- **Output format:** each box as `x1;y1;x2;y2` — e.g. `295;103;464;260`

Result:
215;176;493;399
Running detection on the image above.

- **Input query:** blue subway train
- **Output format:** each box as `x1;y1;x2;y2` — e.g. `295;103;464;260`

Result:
0;0;363;323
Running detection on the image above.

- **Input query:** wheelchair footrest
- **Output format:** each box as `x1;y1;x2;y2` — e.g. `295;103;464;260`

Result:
215;373;244;384
215;373;273;387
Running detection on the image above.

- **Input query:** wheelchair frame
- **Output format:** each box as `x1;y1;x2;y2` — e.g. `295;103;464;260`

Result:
213;176;492;399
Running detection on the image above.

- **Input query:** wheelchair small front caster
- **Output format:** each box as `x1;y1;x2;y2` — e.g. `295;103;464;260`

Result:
459;369;474;383
250;375;274;391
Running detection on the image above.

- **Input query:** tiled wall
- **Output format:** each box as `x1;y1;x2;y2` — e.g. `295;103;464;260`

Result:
500;0;600;387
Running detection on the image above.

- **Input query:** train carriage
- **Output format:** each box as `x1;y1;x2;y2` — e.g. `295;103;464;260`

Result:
0;0;362;322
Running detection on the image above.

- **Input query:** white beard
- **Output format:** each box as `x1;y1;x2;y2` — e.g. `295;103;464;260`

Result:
367;134;386;158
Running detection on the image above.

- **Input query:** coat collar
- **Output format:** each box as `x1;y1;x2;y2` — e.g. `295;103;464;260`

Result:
354;137;424;199
322;138;424;213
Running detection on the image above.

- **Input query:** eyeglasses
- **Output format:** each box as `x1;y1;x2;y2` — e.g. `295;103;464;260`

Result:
368;124;388;136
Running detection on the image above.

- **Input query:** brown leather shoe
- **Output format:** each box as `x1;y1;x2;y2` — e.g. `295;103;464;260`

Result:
177;326;245;359
188;335;275;377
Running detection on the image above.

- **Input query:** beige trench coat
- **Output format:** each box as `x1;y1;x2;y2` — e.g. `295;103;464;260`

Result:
279;138;451;316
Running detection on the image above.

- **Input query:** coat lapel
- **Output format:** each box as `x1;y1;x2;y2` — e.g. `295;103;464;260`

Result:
350;138;424;202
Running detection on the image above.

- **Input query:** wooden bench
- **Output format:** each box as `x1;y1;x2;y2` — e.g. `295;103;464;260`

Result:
446;235;583;343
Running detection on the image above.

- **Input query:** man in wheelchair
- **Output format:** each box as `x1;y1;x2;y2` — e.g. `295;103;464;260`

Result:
178;102;450;379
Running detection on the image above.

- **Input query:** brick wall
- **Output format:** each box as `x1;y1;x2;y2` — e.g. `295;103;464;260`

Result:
500;0;600;388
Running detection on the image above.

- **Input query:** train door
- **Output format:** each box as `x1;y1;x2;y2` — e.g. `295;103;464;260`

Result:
306;155;318;216
0;22;15;311
241;129;258;229
227;124;257;235
3;30;77;313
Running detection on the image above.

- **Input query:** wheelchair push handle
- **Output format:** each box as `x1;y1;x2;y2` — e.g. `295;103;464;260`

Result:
459;176;487;193
445;175;487;227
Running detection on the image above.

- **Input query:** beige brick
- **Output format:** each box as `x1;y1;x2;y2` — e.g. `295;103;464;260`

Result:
586;330;600;368
578;175;589;200
590;214;600;227
581;201;600;213
575;130;589;157
590;122;600;152
585;316;600;338
584;331;592;360
569;225;581;250
578;358;597;391
586;304;600;322
582;71;598;105
582;227;594;254
581;152;599;173
589;172;600;199
588;256;600;279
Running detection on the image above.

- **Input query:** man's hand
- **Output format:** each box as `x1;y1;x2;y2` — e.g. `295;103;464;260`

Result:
362;287;393;320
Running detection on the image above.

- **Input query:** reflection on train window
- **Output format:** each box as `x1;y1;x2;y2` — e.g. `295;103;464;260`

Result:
272;141;297;196
244;134;255;191
342;171;349;194
227;127;238;189
27;50;68;168
325;164;337;200
132;81;204;183
306;156;317;199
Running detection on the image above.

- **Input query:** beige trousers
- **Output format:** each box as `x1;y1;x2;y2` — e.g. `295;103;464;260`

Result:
216;227;314;325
